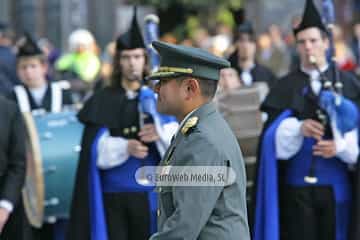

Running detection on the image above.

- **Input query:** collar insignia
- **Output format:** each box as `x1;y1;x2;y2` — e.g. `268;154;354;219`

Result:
181;116;198;135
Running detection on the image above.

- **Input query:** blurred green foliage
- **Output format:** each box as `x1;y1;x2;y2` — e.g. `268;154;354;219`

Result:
132;0;243;40
132;0;243;9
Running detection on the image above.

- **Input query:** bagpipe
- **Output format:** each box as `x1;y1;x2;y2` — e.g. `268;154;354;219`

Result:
139;13;161;128
144;14;160;75
139;12;175;128
304;0;358;184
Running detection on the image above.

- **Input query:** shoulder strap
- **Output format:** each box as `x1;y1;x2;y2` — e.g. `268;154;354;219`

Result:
51;83;63;113
14;85;31;113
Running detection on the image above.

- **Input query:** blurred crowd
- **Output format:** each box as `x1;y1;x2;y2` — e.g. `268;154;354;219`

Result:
1;17;360;102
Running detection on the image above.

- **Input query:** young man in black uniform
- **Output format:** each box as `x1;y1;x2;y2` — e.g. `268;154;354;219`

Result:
67;8;178;240
253;1;360;240
9;33;73;114
228;21;277;90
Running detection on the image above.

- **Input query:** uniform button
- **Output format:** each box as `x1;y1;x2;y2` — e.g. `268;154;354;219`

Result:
157;209;161;217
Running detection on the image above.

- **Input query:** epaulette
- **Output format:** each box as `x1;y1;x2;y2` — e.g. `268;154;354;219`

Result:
181;116;199;136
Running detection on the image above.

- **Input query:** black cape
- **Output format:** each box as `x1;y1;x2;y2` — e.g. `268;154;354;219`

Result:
261;67;360;123
250;66;360;239
67;86;139;240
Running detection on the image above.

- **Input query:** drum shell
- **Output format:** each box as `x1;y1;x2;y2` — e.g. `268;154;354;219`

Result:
23;111;83;227
38;112;83;219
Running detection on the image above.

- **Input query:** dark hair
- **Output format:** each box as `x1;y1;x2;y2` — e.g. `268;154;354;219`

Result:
176;76;218;99
198;78;218;98
109;48;149;88
234;32;256;43
16;54;47;65
295;27;329;40
320;29;329;39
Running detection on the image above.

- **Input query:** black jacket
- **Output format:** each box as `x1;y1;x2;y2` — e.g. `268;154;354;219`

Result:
67;86;131;240
0;96;26;205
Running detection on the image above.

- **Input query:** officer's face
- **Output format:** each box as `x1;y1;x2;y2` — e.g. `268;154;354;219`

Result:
296;27;329;68
17;57;48;88
119;48;146;82
155;77;185;117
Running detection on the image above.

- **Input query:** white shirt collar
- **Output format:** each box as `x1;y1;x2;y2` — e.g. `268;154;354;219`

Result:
241;63;255;73
300;64;329;79
241;71;253;87
300;64;329;95
240;63;255;87
126;90;138;99
29;84;48;106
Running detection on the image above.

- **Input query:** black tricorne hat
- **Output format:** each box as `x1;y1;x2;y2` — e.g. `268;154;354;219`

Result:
116;6;145;52
238;21;254;36
293;0;328;36
16;33;43;58
235;21;256;42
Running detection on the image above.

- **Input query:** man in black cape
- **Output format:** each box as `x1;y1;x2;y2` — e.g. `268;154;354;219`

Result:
67;8;178;240
252;1;360;240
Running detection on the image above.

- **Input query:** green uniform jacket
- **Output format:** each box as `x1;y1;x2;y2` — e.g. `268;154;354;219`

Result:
150;102;250;240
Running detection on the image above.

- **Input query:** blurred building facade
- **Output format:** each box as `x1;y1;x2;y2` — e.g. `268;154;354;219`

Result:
0;0;358;50
245;0;358;35
0;0;120;49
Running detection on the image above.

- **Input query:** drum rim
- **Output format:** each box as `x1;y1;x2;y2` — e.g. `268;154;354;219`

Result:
22;112;45;228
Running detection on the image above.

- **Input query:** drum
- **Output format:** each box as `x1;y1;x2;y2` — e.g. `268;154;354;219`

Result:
22;111;84;227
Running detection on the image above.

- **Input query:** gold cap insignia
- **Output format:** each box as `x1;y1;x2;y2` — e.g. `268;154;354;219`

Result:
181;116;199;135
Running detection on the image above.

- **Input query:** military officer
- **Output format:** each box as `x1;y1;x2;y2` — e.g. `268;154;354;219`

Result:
148;41;250;240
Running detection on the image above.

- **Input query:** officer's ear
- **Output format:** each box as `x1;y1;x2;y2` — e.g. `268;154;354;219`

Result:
183;77;200;99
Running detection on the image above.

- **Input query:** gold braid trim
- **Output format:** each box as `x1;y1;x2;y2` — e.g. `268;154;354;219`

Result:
158;66;193;74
